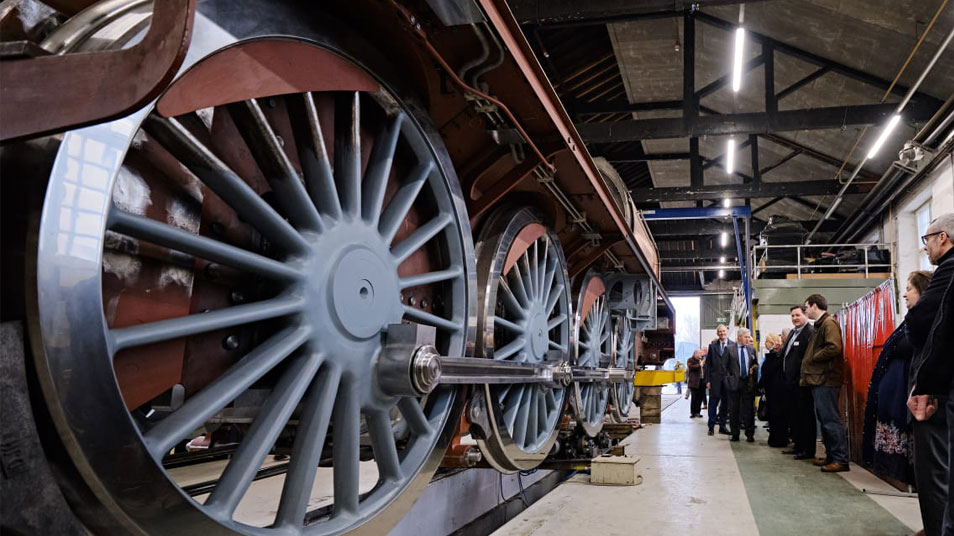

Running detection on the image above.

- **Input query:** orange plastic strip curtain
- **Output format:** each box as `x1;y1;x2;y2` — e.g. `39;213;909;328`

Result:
838;280;896;463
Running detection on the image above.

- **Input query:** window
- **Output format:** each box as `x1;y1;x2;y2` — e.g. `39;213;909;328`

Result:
917;202;932;270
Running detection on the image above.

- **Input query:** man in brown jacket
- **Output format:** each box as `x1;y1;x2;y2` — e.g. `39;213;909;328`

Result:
800;294;849;472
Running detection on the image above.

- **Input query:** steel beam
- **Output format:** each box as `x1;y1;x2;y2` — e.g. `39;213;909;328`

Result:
576;103;933;142
658;249;739;260
511;0;776;26
647;219;843;236
630;181;864;202
641;206;752;220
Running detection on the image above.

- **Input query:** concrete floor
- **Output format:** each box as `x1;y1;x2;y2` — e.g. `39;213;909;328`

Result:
494;395;921;536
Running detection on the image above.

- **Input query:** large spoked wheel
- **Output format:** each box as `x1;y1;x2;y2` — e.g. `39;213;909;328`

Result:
610;312;635;423
570;271;611;437
29;5;475;535
473;207;570;473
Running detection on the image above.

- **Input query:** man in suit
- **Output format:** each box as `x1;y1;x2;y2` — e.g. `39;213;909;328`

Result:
724;328;759;442
704;324;731;436
779;305;817;460
801;294;849;473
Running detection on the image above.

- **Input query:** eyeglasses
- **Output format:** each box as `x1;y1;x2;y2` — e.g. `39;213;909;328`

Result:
921;231;943;245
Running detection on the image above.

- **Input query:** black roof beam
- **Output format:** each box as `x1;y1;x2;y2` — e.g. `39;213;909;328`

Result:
511;0;776;26
576;102;934;142
629;180;865;202
649;219;843;236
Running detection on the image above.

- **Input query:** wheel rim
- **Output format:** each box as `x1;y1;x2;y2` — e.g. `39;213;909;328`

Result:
610;313;635;422
571;272;610;437
474;207;570;472
33;24;475;536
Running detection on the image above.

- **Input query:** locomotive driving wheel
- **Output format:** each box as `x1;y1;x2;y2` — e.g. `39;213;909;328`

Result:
570;271;611;437
610;312;635;423
472;206;571;473
28;4;475;534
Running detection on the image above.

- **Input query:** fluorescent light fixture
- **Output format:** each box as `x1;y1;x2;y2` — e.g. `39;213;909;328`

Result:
719;269;726;278
726;139;736;174
723;198;731;208
732;27;745;92
720;231;728;247
720;256;726;263
867;114;901;159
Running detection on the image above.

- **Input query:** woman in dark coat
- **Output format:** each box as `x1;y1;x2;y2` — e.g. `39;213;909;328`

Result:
686;349;705;418
863;271;931;485
759;333;787;447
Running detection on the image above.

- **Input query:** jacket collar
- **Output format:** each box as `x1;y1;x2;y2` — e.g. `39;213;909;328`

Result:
816;312;830;325
938;246;954;266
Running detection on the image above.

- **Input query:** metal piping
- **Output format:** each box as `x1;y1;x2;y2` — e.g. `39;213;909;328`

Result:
805;24;954;244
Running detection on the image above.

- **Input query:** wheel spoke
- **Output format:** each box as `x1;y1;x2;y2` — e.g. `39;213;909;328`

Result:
509;265;531;308
205;352;322;517
494;335;525;361
493;315;524;335
391;212;452;264
142;116;309;255
498;279;525;318
335;92;362;217
332;382;360;517
362;113;404;225
403;305;461;333
547;313;567;331
538;239;548;299
548;339;568;354
526;388;538;446
536;391;547;436
397;397;431;437
512;387;531;448
378;161;433;245
295;92;342;220
107;208;300;283
545;389;557;412
519;252;534;301
143;326;310;458
227;99;323;232
110;294;304;352
546;280;564;316
542;257;557;309
276;365;341;529
367;410;402;483
503;385;526;432
399;265;462;289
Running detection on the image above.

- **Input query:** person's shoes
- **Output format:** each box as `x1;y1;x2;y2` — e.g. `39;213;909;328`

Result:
746;436;755;443
768;441;787;447
730;436;740;442
781;449;800;455
708;429;714;436
821;462;850;473
812;458;830;467
701;404;707;409
718;428;731;435
794;453;814;460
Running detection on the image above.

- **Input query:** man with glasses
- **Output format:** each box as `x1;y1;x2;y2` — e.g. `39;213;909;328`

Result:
906;212;954;536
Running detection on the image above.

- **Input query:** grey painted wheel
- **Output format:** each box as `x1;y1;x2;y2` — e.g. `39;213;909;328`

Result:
610;312;635;422
473;207;570;473
30;7;475;535
571;271;611;437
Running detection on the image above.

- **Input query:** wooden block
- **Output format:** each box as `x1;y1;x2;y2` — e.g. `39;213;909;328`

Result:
590;455;641;486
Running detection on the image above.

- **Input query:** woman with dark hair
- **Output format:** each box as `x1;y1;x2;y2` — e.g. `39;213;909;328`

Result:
862;271;932;484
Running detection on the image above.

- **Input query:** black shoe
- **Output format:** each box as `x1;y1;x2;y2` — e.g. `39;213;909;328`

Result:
793;453;814;460
746;436;755;443
781;449;800;455
708;429;714;436
730;436;740;442
718;428;731;435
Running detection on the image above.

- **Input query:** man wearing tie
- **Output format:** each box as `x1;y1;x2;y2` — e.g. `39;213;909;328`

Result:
725;328;759;442
704;325;732;436
779;305;817;459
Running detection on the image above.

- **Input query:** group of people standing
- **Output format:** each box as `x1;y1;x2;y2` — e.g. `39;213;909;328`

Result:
683;213;954;536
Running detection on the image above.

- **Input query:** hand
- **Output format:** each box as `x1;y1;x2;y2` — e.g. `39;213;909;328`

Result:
907;395;939;421
749;365;757;374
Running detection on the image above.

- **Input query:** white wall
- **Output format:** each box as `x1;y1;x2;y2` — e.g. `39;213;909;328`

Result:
881;152;954;316
756;313;795;361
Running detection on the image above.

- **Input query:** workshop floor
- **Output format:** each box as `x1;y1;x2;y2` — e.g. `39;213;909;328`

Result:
493;395;921;536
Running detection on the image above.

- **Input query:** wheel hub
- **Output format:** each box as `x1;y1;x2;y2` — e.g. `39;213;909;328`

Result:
331;246;395;339
527;308;548;359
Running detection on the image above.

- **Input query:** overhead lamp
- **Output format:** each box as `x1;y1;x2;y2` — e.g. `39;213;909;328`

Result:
720;231;729;247
726;138;736;174
867;114;902;159
720;256;726;263
732;27;745;92
719;269;726;278
723;198;731;208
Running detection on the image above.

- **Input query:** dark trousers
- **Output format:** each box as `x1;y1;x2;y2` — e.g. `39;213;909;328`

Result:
913;399;950;536
707;390;727;431
944;387;954;536
689;386;704;415
792;386;817;456
726;387;756;439
812;386;849;464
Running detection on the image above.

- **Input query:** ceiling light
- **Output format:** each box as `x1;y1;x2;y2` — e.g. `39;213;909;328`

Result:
732;27;745;92
720;231;728;247
720;256;726;263
723;198;731;208
867;114;902;159
726;139;736;174
719;269;726;278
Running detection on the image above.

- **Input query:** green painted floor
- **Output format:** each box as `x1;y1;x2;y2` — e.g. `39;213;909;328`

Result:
730;426;913;536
